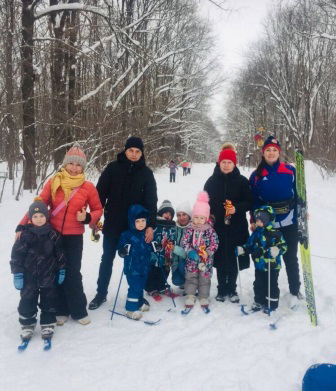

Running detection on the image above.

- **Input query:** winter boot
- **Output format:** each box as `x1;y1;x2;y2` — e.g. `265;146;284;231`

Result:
185;295;196;308
126;311;142;320
148;291;162;302
20;325;35;341
199;298;209;308
250;302;264;312
56;316;69;326
215;294;226;302
41;325;55;340
228;292;240;304
139;298;150;312
163;289;180;299
88;294;106;310
77;316;91;325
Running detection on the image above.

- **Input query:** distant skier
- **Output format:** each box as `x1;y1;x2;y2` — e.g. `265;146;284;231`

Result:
169;160;178;183
249;136;303;303
187;161;192;174
182;161;188;176
236;205;287;313
10;198;67;342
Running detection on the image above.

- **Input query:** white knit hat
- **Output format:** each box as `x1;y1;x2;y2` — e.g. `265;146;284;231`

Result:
176;201;192;218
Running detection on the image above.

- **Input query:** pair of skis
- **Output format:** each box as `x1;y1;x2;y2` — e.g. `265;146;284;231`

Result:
18;338;51;351
295;150;318;326
181;306;210;315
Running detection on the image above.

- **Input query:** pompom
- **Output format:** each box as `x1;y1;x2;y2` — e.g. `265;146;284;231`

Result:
33;196;43;202
72;141;81;148
196;191;209;203
221;142;236;152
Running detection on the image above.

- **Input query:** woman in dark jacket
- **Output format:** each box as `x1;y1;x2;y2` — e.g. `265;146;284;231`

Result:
204;143;253;303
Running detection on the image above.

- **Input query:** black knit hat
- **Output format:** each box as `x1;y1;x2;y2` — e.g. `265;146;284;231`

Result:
125;137;144;152
28;197;49;220
135;211;148;220
157;200;175;219
262;136;281;153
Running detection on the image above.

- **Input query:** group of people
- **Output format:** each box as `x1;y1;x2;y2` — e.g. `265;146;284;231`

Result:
10;135;303;342
168;160;192;183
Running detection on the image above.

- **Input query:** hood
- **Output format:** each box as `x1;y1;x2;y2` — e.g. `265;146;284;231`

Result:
128;204;149;232
254;205;276;230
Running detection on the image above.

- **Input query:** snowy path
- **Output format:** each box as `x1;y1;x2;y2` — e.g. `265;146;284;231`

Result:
0;162;336;391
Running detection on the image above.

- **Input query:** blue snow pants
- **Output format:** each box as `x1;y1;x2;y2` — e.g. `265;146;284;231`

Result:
125;275;147;311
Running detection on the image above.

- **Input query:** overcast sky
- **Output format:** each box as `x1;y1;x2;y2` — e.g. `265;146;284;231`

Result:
198;0;273;122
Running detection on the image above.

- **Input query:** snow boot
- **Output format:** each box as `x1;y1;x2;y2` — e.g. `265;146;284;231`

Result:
199;298;209;308
126;311;142;320
250;302;264;312
77;316;91;325
41;325;55;339
139;298;150;312
215;294;226;302
185;295;196;308
20;325;35;341
56;316;69;326
148;291;162;302
228;292;240;304
88;294;106;310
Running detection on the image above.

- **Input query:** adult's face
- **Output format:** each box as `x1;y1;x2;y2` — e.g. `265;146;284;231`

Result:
219;159;235;174
263;147;280;165
64;162;83;176
125;147;142;162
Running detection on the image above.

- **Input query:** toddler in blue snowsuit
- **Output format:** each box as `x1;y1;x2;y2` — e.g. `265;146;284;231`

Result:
118;204;160;320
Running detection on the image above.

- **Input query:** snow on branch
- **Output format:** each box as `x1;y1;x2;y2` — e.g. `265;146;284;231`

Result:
76;77;112;104
35;4;107;20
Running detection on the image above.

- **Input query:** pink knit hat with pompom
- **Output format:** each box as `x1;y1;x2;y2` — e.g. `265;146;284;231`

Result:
63;142;87;169
192;191;210;220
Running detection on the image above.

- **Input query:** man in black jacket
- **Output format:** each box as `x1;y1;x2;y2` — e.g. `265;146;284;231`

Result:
89;137;158;310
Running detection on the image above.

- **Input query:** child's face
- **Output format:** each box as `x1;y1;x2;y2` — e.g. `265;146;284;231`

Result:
32;213;47;227
162;211;172;220
177;212;190;226
135;218;147;231
193;215;207;225
256;219;264;228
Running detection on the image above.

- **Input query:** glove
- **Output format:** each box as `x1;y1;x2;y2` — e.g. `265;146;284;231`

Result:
119;244;131;257
57;269;66;285
151;241;162;252
13;273;24;290
188;250;199;261
198;262;206;272
270;246;280;258
235;246;245;257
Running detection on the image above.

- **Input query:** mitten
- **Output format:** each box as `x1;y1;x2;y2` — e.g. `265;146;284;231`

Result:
57;269;66;285
119;244;131;257
13;273;24;290
198;262;206;272
235;246;245;257
188;250;199;261
270;246;280;258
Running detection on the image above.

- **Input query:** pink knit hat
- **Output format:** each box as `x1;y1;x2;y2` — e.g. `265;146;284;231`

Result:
63;142;87;169
192;191;210;220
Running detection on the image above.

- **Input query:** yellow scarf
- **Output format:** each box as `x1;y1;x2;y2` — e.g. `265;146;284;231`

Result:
51;168;85;203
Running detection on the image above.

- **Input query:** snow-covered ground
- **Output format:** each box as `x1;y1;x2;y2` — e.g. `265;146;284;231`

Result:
0;161;335;391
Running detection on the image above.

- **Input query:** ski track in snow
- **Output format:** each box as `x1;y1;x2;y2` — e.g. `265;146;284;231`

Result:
0;162;335;391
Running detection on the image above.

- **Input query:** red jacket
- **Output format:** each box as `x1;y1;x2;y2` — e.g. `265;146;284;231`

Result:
19;179;103;235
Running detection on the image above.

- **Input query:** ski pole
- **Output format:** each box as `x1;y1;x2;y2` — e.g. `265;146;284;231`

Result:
110;267;124;321
267;261;271;317
160;266;176;308
236;252;248;315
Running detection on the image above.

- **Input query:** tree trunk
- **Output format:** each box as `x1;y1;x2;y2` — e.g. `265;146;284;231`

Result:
21;0;36;189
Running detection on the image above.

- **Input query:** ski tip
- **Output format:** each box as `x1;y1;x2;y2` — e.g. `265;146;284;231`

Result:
43;339;52;351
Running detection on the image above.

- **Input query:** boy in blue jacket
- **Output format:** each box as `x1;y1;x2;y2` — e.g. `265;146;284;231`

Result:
118;204;160;320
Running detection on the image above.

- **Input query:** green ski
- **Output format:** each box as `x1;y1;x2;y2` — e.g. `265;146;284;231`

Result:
295;149;317;326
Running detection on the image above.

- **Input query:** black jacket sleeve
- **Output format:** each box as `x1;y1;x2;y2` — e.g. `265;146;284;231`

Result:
234;177;253;215
10;233;29;274
144;170;158;229
96;163;114;208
